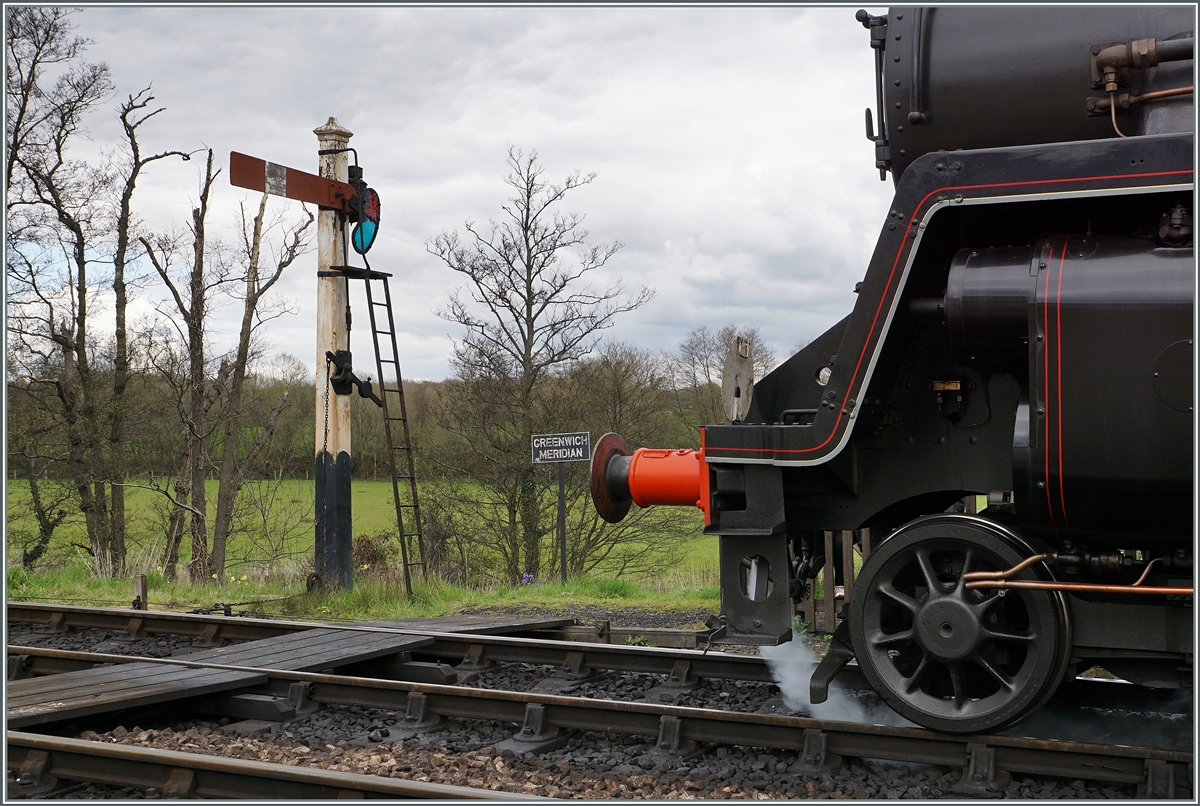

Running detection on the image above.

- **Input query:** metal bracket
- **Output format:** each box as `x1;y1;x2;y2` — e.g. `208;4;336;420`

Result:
789;728;843;774
454;645;492;683
1139;759;1177;799
653;715;698;757
950;743;1011;796
287;682;320;716
163;768;198;798
531;651;601;694
8;654;32;681
643;659;702;703
389;692;446;739
493;703;567;755
194;623;222;647
37;612;67;634
16;749;59;796
113;617;146;642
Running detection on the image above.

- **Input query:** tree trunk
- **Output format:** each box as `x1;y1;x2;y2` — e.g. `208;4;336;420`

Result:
110;236;130;576
210;193;262;578
518;470;542;581
160;450;191;581
185;311;210;583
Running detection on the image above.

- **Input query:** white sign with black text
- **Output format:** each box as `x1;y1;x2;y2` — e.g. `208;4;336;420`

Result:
532;432;591;464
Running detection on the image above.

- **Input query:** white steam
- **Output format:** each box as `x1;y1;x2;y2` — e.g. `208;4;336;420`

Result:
760;634;916;727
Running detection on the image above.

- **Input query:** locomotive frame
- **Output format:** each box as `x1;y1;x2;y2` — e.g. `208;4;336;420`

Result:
592;6;1194;733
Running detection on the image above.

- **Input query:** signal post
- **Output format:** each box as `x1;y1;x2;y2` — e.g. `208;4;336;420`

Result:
313;118;354;589
230;120;390;592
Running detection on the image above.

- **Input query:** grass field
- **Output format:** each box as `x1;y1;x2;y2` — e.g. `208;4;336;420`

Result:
6;475;722;618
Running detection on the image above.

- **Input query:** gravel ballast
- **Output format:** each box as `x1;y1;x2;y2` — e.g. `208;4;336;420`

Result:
4;612;1153;799
37;708;1140;800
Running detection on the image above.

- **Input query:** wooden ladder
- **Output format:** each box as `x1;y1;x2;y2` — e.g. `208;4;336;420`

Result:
345;265;426;597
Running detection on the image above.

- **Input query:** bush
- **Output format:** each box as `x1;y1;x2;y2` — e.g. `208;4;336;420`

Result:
352;532;399;577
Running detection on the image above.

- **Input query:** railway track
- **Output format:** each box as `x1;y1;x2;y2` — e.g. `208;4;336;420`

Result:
7;602;1189;719
8;602;774;686
7;731;536;800
7;604;1194;799
6;644;1193;795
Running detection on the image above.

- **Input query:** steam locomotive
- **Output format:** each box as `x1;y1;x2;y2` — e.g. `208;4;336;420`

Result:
592;6;1194;733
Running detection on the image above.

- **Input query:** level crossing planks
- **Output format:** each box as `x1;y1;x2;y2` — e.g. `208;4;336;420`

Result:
7;628;433;728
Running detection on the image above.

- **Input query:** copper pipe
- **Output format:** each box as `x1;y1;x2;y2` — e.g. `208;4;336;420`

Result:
962;553;1053;582
1111;93;1128;137
1131;557;1161;586
1131;85;1193;103
965;579;1191;596
1092;86;1194;112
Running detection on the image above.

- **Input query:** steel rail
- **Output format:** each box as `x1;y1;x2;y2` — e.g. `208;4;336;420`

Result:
10;644;1185;718
6;731;540;800
7;601;779;683
4;645;1190;791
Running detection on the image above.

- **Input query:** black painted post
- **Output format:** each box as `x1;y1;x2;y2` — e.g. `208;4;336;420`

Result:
313;117;354;590
558;461;567;583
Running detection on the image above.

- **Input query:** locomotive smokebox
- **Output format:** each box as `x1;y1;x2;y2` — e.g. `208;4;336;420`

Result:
877;7;1194;183
590;432;709;524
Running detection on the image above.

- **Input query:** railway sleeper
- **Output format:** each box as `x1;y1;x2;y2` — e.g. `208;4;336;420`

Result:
195;692;301;722
193;681;318;724
339;654;458;686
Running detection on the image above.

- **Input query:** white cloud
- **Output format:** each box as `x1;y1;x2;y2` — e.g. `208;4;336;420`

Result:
60;6;891;381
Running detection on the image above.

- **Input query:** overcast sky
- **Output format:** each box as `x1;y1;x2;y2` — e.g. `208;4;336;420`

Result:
63;5;891;381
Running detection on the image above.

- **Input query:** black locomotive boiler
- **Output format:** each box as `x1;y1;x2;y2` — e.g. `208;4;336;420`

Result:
591;6;1195;733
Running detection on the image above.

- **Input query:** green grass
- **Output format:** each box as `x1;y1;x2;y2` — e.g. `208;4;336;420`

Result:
7;472;723;621
6;560;720;622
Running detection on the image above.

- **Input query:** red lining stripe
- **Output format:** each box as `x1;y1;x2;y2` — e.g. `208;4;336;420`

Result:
1043;243;1057;527
1056;242;1069;529
706;168;1194;457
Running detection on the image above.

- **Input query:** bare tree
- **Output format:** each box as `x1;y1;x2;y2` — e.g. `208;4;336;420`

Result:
6;7;111;194
7;9;189;576
139;328;228;580
557;342;697;577
428;148;651;583
6;371;75;568
107;91;195;575
208;194;313;578
668;323;778;438
6;7;113;574
141;149;229;582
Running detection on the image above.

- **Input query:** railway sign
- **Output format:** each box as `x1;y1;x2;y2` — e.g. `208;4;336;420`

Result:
532;432;591;585
532;432;591;464
229;151;357;211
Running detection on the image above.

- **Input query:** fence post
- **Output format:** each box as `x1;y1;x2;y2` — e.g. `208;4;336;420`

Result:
133;574;148;611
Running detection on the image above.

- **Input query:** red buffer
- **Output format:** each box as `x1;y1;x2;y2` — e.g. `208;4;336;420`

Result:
590;433;711;525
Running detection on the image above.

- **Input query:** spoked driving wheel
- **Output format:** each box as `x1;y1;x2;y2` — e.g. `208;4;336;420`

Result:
849;515;1070;733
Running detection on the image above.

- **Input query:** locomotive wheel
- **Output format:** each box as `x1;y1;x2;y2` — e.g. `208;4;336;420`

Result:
849;515;1069;734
